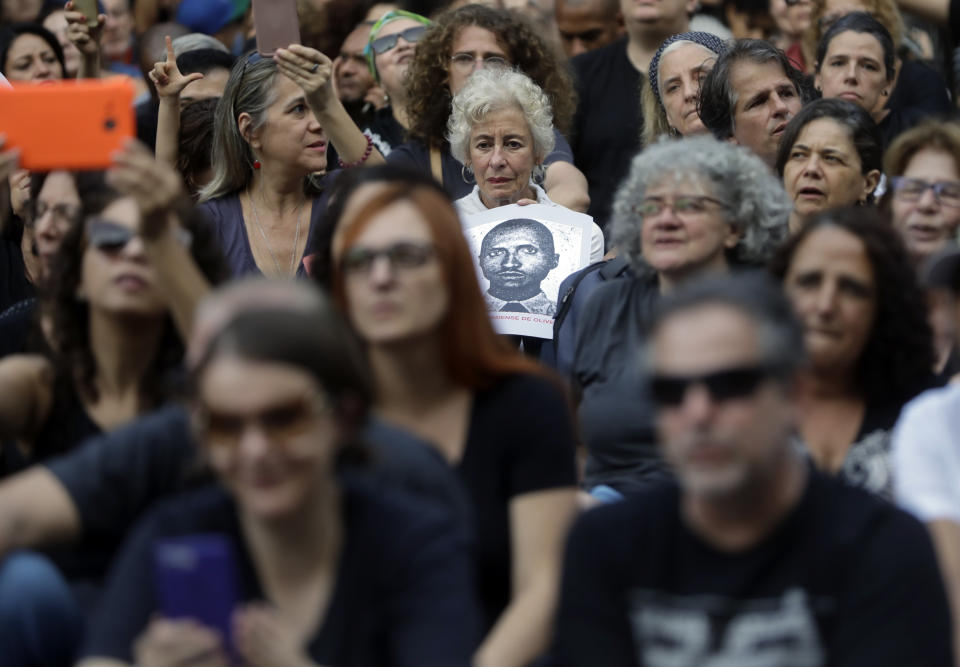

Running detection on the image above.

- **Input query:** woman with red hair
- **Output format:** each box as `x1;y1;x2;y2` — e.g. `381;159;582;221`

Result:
331;172;578;667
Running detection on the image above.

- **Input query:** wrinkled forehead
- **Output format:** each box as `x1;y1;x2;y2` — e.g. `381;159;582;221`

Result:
729;58;794;105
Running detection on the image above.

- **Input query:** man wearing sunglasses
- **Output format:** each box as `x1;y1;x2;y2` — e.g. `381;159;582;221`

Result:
554;274;953;666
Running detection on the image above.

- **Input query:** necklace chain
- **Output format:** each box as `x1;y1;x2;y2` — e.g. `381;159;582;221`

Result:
247;182;304;277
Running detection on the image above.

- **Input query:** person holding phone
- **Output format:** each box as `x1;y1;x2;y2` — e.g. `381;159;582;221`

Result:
76;296;479;667
197;44;385;279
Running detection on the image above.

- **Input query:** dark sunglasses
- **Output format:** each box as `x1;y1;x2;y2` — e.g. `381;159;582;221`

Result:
369;25;427;55
87;218;192;253
649;365;775;407
342;241;435;274
87;219;136;253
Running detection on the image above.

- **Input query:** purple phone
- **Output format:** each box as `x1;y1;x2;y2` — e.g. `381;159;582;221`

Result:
154;534;239;650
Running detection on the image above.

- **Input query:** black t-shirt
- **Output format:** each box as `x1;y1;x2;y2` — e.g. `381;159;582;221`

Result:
878;59;951;147
554;470;954;666
570;38;643;229
363;107;407;157
455;373;578;631
0;297;37;359
80;478;479;666
0;230;34;314
572;277;669;494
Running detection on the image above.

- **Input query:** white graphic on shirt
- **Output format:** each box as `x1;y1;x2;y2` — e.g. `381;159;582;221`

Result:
629;588;827;666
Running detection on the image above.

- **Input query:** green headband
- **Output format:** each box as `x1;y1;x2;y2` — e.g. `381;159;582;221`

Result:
363;9;432;82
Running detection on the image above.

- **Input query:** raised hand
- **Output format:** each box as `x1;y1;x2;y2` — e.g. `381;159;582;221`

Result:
63;0;105;58
0;135;20;184
107;140;188;238
149;35;203;99
275;44;335;112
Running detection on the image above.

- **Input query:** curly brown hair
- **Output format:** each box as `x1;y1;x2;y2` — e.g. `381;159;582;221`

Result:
405;4;576;148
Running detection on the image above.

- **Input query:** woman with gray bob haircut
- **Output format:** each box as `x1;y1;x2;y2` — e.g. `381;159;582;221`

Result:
570;136;790;497
448;67;604;261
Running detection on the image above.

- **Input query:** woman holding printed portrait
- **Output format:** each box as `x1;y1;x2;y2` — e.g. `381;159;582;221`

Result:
447;68;604;264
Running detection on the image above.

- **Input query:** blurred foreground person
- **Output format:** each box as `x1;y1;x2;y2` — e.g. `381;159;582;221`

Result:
77;299;478;667
554;274;953;666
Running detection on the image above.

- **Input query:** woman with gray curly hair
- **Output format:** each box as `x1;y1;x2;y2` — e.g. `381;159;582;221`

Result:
571;136;791;497
448;67;604;261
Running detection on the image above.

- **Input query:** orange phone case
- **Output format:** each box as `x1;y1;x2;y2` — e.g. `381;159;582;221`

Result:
0;79;134;171
253;0;301;57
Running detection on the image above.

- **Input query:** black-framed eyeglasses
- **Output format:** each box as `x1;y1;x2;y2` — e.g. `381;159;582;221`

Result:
449;53;509;70
341;241;435;275
369;25;428;55
31;201;81;229
890;177;960;207
649;365;776;407
635;194;728;219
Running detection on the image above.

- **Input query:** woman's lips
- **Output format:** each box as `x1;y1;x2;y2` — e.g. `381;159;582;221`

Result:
307;141;327;153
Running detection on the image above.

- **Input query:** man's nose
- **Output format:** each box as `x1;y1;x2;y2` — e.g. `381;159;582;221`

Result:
502;250;521;267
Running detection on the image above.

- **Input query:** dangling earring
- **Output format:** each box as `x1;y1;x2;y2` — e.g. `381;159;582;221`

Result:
253;159;261;169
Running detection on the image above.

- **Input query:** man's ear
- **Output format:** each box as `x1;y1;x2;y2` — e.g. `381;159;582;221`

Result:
550;253;560;269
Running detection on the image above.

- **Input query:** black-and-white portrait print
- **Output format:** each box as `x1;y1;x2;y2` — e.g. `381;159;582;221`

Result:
479;218;559;316
461;204;595;338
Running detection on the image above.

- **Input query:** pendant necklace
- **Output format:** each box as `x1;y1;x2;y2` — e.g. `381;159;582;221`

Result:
248;182;305;277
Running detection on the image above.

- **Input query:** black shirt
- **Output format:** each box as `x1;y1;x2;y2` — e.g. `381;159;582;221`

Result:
0;228;34;314
554;470;954;666
81;478;479;666
570;38;643;229
455;373;578;631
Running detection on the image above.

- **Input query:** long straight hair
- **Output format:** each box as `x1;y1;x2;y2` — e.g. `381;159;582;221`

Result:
331;183;542;389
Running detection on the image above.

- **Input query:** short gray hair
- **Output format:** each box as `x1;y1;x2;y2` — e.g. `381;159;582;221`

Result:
447;67;556;172
612;136;791;275
171;33;229;58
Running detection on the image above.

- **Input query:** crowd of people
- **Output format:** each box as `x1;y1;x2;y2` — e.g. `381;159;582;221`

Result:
0;0;959;664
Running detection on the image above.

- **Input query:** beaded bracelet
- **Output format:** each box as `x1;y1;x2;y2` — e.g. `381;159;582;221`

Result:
338;134;374;168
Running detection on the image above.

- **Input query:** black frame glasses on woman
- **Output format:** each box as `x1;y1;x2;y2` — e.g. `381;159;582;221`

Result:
341;241;435;275
369;25;428;55
890;177;960;208
449;53;508;71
